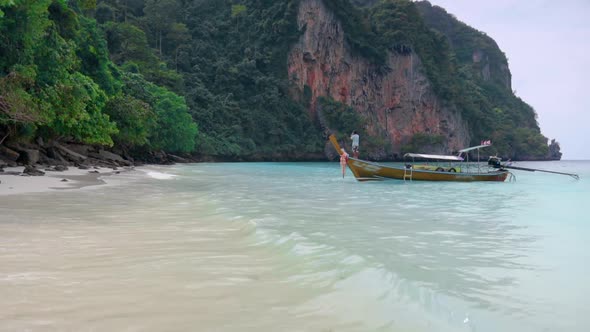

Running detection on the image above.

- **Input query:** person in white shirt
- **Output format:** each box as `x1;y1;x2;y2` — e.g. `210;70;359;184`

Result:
350;131;359;158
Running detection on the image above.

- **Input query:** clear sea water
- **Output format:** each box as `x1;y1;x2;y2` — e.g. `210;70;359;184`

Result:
1;161;588;331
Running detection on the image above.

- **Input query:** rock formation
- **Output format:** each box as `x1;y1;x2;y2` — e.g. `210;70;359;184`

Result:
288;0;469;158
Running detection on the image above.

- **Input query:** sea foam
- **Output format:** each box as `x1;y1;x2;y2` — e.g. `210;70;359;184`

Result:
146;171;176;180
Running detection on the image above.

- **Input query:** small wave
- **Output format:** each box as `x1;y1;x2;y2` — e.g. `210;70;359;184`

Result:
146;171;177;180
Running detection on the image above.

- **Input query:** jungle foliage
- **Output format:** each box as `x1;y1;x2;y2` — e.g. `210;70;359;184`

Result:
400;133;444;155
320;97;389;156
0;0;197;154
0;0;554;160
413;1;551;159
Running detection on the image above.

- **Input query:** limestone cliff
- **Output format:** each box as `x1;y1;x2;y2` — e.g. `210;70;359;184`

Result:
415;1;512;91
287;0;469;158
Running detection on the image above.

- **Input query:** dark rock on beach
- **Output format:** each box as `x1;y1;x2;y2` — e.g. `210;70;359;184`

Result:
21;149;40;165
45;165;68;172
1;134;191;173
168;154;190;163
23;165;45;176
0;146;19;161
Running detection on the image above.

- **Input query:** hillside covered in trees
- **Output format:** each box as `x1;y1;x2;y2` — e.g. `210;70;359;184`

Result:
415;1;560;159
0;0;561;163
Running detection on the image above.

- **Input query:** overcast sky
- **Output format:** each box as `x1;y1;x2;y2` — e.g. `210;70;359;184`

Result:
425;0;590;160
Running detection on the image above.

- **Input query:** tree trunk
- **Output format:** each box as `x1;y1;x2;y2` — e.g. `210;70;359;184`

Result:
124;0;128;22
159;31;162;56
175;47;179;71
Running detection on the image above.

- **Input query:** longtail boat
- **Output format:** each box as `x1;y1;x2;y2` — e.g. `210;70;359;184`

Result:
329;134;509;182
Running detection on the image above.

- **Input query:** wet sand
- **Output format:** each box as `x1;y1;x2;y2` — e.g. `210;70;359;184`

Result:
0;166;132;196
0;168;362;331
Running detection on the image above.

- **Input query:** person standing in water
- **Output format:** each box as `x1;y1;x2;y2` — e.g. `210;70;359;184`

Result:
350;131;359;158
340;148;349;178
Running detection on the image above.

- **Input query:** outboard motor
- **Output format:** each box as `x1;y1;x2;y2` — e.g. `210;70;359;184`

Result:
488;156;503;168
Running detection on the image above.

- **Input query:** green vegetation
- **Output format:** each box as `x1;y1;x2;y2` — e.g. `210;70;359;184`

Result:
0;0;197;155
320;96;389;156
0;0;554;161
401;133;444;155
322;0;385;63
177;0;322;158
320;97;365;136
414;1;550;159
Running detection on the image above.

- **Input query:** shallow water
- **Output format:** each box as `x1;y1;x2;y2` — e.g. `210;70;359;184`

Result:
1;161;588;331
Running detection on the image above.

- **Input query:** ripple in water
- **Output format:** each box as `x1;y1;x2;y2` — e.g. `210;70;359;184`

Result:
1;161;588;331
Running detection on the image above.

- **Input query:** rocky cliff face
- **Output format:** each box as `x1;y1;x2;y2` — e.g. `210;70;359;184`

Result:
471;49;511;90
415;1;512;91
287;0;470;157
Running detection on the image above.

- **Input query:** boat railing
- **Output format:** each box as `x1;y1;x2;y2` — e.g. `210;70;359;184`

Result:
461;161;498;174
403;148;502;175
406;160;498;174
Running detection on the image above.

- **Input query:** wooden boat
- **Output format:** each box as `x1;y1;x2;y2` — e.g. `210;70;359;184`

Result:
329;134;509;182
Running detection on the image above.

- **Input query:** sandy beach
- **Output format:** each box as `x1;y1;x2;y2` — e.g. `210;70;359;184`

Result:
0;166;133;196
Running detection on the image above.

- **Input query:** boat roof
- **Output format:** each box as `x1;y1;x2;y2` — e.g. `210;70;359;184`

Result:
459;144;492;153
404;153;464;161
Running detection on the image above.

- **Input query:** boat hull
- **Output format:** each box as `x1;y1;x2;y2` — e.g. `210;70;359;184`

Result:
346;158;509;182
329;134;508;182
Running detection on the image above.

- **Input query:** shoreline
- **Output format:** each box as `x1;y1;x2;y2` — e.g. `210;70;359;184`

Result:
0;166;134;196
1;159;583;196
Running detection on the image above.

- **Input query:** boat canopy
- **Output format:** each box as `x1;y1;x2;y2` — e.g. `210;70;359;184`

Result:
459;144;492;153
404;153;464;161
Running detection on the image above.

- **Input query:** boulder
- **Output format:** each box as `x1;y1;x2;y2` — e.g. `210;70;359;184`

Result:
21;149;40;165
84;157;116;168
63;144;90;156
89;150;125;162
168;154;190;163
23;165;45;176
42;157;69;167
0;156;17;167
45;165;68;172
46;147;67;161
54;143;87;162
0;146;20;161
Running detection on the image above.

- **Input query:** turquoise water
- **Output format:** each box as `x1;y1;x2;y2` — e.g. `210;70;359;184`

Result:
1;161;588;331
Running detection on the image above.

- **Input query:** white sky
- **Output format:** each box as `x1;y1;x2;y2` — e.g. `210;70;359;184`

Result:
425;0;590;159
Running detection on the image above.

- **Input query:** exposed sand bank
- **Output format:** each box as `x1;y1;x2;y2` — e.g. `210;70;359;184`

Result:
0;166;134;196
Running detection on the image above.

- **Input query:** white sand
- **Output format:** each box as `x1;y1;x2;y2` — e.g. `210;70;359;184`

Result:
0;166;132;196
